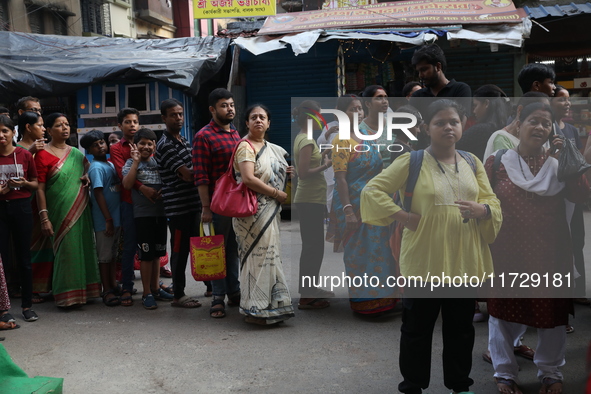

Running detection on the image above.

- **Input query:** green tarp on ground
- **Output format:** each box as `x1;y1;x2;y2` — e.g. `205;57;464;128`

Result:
0;344;63;394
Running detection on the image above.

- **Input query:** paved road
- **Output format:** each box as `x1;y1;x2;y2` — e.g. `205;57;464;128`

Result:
3;214;591;393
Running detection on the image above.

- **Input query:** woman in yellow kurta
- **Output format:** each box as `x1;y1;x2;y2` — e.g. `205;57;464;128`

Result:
361;99;502;394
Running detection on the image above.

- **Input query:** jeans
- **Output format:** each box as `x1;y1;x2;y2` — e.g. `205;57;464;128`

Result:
0;198;33;309
120;202;137;292
211;213;240;298
295;203;325;295
398;296;475;394
168;211;198;299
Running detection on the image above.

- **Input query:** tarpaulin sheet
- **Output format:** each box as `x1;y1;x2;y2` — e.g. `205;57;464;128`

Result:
0;32;230;100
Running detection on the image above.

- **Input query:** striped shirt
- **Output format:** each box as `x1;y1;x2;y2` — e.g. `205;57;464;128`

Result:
155;131;200;217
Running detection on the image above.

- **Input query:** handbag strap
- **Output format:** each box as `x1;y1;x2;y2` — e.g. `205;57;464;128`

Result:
199;222;215;237
225;138;260;178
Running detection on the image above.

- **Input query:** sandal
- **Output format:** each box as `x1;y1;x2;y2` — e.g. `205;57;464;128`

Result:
209;299;226;318
114;285;137;296
565;325;574;334
310;288;336;298
539;377;562;394
152;288;174;301
171;295;202;308
102;289;121;307
514;344;535;360
298;298;330;310
119;290;134;307
32;294;46;304
495;377;522;394
0;321;20;330
159;281;173;295
160;267;172;278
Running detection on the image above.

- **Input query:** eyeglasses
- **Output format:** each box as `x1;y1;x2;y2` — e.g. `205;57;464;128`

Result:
26;108;43;115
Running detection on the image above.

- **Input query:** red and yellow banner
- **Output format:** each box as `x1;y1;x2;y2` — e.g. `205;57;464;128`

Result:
194;0;276;19
259;0;524;35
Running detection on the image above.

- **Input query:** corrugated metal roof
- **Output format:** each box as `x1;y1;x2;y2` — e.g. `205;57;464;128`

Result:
523;2;591;19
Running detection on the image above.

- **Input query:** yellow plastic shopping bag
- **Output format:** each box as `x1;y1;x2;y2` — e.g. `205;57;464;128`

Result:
190;223;226;281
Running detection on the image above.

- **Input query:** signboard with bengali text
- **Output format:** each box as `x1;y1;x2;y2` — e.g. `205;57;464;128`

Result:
258;0;524;35
194;0;276;19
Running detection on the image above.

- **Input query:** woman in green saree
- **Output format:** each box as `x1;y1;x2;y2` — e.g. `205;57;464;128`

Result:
34;113;100;307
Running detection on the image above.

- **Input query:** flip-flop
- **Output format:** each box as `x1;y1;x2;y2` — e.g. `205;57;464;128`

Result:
495;377;522;394
0;321;20;330
32;294;46;304
540;377;562;394
514;344;535;360
298;298;330;310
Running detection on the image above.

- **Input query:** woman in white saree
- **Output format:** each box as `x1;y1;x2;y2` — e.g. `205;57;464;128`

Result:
232;104;295;325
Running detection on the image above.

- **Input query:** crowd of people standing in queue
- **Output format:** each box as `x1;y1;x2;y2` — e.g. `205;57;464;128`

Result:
302;44;590;393
0;43;590;393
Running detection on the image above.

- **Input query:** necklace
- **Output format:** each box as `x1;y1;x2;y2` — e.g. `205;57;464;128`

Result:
516;145;529;181
429;149;462;202
48;143;68;157
429;148;458;174
516;145;537;199
50;143;68;149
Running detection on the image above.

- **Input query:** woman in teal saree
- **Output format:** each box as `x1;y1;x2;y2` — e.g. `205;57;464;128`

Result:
332;96;398;315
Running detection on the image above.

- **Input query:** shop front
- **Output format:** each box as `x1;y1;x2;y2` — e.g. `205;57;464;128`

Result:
231;0;530;152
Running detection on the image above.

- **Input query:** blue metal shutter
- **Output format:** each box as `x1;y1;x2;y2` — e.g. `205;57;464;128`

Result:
444;44;516;97
241;41;339;152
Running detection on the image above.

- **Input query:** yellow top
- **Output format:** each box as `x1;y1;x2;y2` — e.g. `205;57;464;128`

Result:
360;151;502;281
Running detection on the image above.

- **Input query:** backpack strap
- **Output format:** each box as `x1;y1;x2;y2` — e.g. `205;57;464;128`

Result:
490;148;508;189
457;150;477;175
403;150;424;212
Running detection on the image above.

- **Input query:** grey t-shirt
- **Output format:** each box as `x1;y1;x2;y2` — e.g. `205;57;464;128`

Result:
122;157;165;218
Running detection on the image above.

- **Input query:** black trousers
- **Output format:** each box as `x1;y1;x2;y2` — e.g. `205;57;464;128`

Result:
168;212;198;300
398;297;475;394
295;203;325;295
0;198;33;309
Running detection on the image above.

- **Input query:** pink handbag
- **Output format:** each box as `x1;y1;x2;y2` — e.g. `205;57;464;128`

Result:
210;139;258;217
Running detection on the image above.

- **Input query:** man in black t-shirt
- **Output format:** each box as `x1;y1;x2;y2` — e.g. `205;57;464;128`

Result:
408;44;472;149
